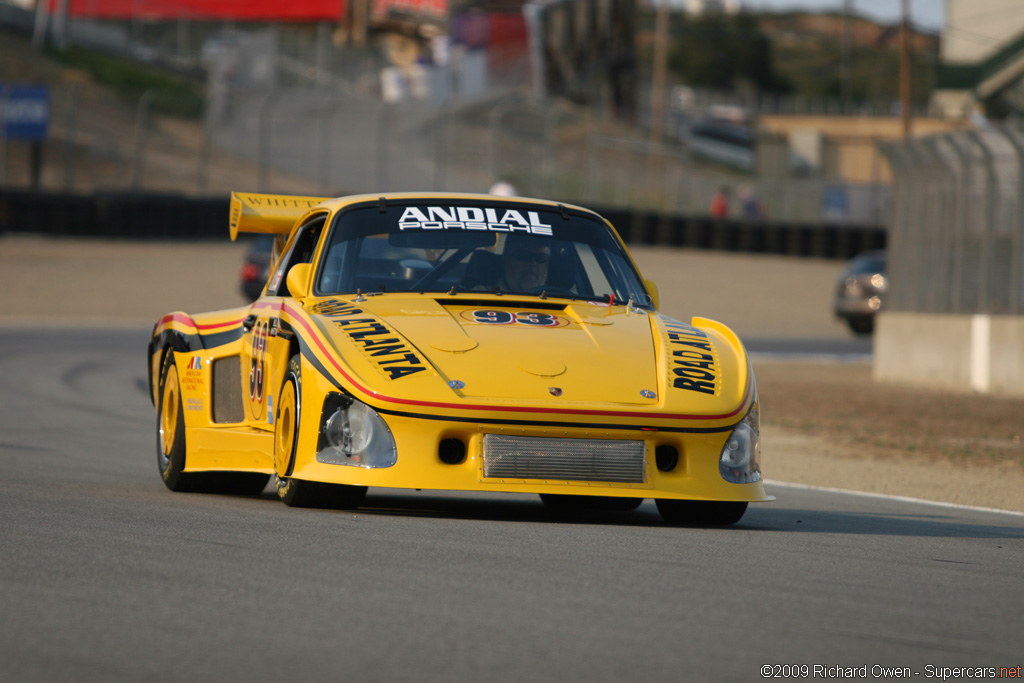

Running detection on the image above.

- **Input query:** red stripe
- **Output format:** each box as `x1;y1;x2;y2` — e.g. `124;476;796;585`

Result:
281;301;750;423
196;318;245;332
156;312;244;334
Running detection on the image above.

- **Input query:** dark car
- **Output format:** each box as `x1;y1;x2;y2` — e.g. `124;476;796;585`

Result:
240;236;276;301
834;250;887;335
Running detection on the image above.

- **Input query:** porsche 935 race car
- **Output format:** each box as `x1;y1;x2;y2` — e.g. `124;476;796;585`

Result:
148;192;769;525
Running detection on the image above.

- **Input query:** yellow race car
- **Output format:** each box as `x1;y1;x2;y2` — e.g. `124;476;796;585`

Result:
148;192;769;525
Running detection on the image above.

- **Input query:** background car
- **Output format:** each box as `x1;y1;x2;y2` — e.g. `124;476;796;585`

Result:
239;235;275;301
834;250;887;334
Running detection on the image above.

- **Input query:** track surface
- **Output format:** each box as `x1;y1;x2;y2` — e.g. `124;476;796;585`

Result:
2;328;1022;682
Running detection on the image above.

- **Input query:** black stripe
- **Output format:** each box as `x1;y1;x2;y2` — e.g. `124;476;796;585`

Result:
367;405;738;434
199;327;244;348
297;339;735;434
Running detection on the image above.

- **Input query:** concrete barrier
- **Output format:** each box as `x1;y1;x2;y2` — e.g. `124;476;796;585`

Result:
874;311;1024;397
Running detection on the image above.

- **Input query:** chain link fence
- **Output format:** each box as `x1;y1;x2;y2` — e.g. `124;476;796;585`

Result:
879;126;1024;315
0;2;896;225
2;78;891;226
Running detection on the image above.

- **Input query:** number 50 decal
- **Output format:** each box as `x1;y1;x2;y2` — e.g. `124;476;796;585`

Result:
248;319;269;402
463;309;568;327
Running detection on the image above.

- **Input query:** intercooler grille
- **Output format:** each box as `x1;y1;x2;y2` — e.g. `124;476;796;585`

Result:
482;434;646;483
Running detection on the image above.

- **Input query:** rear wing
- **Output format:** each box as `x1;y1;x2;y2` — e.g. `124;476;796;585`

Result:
229;192;330;241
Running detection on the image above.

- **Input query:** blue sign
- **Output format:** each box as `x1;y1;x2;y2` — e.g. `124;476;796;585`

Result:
1;85;50;141
823;186;849;219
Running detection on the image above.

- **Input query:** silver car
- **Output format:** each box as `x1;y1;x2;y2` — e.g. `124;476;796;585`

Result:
834;250;887;335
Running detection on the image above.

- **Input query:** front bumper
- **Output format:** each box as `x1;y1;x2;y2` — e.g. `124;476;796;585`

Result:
291;410;772;503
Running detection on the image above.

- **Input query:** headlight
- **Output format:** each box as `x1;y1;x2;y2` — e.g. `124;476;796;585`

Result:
316;394;397;469
719;399;761;484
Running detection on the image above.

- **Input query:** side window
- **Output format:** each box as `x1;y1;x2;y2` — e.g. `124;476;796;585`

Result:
266;215;326;297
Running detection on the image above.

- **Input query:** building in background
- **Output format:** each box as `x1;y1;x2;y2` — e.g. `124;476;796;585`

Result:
934;0;1024;119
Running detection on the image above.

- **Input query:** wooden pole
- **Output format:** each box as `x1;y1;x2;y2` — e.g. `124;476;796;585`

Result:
647;0;670;187
900;0;912;137
649;0;669;147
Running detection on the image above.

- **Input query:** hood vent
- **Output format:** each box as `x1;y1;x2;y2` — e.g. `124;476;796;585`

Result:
434;298;567;311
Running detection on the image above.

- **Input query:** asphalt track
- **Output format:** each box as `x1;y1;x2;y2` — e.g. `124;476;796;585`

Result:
2;327;1022;683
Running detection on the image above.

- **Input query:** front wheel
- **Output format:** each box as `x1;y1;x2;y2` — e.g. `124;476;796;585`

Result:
274;355;367;509
656;499;748;526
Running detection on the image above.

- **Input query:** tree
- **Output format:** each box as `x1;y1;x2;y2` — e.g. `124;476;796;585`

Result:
667;12;790;93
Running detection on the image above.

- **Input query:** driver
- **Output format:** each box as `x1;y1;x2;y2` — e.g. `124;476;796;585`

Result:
499;235;550;292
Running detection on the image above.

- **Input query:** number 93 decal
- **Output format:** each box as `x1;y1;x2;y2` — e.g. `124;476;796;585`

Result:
460;309;569;328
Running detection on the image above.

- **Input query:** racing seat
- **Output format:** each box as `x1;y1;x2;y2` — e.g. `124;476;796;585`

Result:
545;246;578;291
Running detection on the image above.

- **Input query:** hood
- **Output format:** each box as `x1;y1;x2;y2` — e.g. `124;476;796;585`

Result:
301;295;750;424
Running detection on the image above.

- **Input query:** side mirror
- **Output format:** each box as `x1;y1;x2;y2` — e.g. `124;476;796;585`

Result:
286;263;312;299
643;279;660;310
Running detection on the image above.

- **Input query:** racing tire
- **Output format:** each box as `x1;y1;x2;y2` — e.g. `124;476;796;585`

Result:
157;350;196;492
540;494;643;512
157;351;271;495
655;499;747;526
274;354;367;509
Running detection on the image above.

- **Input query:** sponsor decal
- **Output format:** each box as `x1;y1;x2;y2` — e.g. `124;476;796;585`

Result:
267;394;274;425
241;195;321;210
661;316;718;395
398;206;553;235
313;299;364;317
330;302;428;380
458;309;569;328
185;397;204;412
181;356;205;391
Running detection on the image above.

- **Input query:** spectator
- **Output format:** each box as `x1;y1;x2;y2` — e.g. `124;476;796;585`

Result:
710;187;730;219
739;186;765;221
488;180;518;196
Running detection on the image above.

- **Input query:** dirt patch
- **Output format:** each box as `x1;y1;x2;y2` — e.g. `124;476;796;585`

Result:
756;361;1024;512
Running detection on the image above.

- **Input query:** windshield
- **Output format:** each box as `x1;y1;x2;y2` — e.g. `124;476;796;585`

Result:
315;200;653;307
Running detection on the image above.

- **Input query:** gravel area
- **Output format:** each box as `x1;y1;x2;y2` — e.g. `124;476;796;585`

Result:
3;234;1021;513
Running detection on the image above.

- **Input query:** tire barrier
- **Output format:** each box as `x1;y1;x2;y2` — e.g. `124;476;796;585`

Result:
0;190;886;259
0;190;228;240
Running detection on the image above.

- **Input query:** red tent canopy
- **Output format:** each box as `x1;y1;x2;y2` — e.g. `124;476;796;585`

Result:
51;0;345;21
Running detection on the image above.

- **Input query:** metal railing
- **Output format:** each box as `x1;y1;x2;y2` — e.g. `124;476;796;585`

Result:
879;126;1024;315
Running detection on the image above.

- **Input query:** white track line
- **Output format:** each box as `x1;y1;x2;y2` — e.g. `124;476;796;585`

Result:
765;479;1024;518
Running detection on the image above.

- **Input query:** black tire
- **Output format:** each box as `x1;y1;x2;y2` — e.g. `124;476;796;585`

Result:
156;350;196;492
274;354;367;509
655;499;747;526
156;351;270;495
540;493;644;513
847;317;874;335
